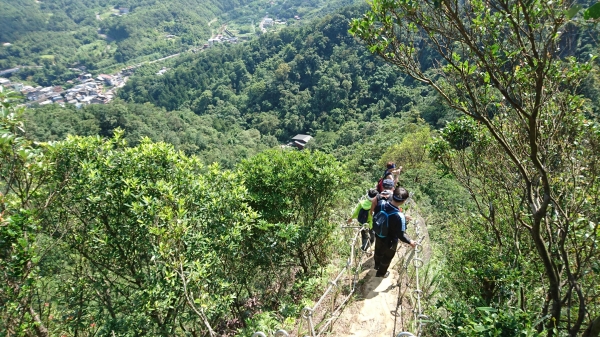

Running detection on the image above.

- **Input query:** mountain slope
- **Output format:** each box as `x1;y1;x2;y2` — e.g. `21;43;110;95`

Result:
119;5;454;142
0;0;359;81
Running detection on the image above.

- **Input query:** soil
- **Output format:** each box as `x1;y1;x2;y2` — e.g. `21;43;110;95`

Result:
328;213;430;337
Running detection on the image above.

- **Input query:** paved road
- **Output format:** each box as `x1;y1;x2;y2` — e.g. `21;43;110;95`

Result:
148;53;180;64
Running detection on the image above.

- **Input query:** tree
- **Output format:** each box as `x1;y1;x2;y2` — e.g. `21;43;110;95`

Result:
238;149;347;274
351;0;600;335
44;132;259;336
0;87;56;337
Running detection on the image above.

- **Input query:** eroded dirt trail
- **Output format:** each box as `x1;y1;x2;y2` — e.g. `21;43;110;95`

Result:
329;250;406;337
331;214;430;337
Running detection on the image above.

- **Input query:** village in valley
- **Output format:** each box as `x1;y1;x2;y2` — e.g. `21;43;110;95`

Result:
0;67;130;108
0;12;293;109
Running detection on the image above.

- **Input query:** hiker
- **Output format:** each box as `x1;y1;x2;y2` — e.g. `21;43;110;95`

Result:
347;189;379;251
372;186;417;278
370;178;394;217
376;162;402;193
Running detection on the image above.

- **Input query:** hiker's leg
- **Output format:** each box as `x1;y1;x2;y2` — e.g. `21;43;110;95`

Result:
375;242;398;277
374;237;386;270
361;229;369;251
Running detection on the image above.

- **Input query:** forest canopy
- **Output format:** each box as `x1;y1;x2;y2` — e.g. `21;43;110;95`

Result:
1;0;600;336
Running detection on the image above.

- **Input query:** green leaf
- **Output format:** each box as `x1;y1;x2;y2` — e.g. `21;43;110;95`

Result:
476;306;497;312
566;4;583;19
473;324;489;332
584;2;600;19
490;44;499;55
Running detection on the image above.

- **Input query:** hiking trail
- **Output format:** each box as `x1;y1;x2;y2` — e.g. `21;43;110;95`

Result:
252;200;431;337
330;213;431;337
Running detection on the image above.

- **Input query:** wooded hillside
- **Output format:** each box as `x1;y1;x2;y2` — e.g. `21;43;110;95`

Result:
2;1;600;336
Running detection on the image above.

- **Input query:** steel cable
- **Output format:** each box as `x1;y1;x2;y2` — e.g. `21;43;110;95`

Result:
254;193;430;337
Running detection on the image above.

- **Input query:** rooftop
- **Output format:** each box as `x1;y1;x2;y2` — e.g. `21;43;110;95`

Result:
291;134;312;143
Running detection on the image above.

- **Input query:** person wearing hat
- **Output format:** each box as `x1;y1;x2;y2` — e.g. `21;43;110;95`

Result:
347;188;379;251
373;186;417;278
384;162;402;180
370;178;395;216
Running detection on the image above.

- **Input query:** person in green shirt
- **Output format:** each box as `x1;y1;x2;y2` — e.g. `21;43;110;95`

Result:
347;188;379;251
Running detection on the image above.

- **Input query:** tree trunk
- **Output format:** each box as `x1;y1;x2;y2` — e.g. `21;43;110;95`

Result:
29;306;49;337
583;316;600;337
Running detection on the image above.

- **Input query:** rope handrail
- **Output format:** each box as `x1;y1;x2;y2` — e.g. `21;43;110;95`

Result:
254;221;370;337
255;193;430;337
395;195;429;337
301;223;370;336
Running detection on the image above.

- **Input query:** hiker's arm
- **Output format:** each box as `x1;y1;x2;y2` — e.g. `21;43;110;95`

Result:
392;166;402;185
347;205;360;223
399;231;415;247
370;198;377;215
394;166;402;186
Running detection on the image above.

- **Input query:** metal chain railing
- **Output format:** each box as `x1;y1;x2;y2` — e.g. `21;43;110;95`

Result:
394;195;429;337
254;194;431;337
252;220;372;337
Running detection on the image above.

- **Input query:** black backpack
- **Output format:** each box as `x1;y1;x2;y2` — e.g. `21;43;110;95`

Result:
372;201;399;238
357;208;369;224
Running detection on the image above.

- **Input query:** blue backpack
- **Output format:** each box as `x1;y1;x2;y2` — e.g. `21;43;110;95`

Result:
372;200;404;238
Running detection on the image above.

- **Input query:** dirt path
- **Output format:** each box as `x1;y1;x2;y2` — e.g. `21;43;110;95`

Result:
330;214;430;337
330;250;407;337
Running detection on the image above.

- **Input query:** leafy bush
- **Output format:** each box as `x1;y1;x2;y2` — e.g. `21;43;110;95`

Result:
428;301;544;337
238;149;347;274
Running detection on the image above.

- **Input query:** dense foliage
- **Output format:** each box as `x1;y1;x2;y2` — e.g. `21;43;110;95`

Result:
239;149;347;274
23;101;278;168
2;0;600;335
0;0;357;86
351;0;600;335
1;88;350;336
1;0;218;70
118;6;455;140
22;7;456;170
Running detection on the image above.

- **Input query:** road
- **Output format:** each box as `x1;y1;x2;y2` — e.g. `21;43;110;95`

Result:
142;53;181;66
